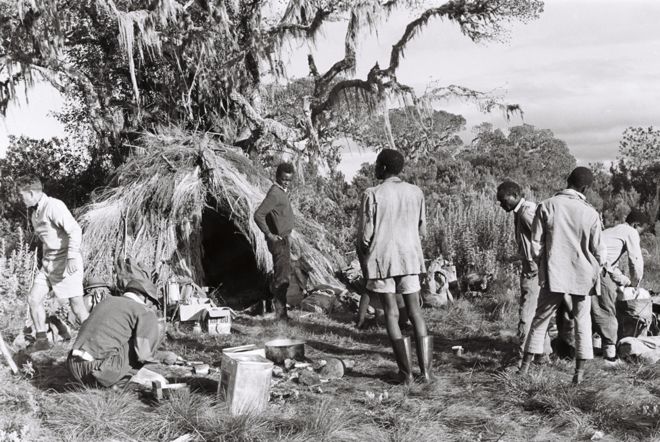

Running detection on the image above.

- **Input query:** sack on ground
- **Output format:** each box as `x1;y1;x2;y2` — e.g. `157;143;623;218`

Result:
617;297;653;338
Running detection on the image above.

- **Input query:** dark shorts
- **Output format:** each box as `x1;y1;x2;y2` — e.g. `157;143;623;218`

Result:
268;236;291;292
67;342;140;388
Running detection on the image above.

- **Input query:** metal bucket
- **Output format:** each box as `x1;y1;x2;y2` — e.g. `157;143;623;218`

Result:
264;339;305;364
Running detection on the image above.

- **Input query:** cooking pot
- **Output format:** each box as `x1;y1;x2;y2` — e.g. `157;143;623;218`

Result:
265;339;306;364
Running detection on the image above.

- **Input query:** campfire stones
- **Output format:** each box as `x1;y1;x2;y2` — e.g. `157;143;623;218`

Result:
298;369;321;386
319;358;344;379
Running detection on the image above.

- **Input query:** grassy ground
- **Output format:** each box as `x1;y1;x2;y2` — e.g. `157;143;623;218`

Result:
0;233;658;441
3;285;660;442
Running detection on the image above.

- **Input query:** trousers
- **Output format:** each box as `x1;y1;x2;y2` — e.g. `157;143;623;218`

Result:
518;275;552;355
525;287;593;360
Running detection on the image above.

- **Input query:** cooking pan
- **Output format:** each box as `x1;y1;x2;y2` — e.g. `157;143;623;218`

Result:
265;338;306;364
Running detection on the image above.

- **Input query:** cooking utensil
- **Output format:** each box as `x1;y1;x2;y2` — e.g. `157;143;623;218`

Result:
264;338;306;364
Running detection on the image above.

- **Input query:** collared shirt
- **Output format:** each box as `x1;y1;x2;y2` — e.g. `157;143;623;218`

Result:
513;198;526;214
357;176;426;279
254;184;295;237
30;193;82;261
531;189;605;295
513;198;538;276
123;292;146;305
603;223;644;286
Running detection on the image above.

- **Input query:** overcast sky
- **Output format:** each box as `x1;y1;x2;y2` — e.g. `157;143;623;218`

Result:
2;0;659;179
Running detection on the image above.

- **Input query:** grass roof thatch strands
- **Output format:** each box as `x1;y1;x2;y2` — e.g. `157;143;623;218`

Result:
78;130;342;293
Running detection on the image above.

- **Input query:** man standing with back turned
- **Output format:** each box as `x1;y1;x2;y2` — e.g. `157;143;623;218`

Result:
17;175;89;351
519;167;605;384
357;149;432;384
254;162;295;322
593;209;649;361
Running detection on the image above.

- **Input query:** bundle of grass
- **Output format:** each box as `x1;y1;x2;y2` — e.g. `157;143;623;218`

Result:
78;129;344;304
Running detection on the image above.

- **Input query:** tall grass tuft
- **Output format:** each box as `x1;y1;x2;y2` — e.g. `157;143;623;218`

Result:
0;228;36;334
427;193;516;279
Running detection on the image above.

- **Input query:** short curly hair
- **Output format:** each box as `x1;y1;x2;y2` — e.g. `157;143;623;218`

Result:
567;167;594;188
496;181;522;199
376;149;404;175
276;162;295;177
626;209;650;226
15;175;43;192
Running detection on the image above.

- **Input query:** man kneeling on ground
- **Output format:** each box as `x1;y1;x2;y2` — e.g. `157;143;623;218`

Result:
66;276;177;388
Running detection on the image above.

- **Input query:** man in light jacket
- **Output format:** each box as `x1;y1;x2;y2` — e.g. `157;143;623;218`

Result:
520;167;606;384
593;209;649;361
357;149;432;384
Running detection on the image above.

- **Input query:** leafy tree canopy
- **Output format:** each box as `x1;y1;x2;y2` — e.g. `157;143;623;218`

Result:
1;0;543;167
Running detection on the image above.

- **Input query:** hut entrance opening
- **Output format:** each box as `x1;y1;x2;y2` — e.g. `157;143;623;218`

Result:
201;206;267;309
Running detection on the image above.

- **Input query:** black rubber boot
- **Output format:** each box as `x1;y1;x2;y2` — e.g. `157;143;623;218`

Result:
273;285;289;322
390;337;414;385
416;335;434;383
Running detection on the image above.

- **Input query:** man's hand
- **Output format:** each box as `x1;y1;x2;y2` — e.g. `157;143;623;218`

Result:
154;350;179;366
523;261;538;279
268;233;283;243
66;257;78;275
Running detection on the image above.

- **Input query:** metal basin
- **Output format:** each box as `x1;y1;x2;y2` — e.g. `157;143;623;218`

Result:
264;339;306;364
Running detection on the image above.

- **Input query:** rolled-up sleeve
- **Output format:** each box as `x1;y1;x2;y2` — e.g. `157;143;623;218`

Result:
358;190;376;253
254;188;277;236
418;193;427;239
50;200;82;256
626;230;644;285
589;215;606;267
530;205;545;260
134;312;161;363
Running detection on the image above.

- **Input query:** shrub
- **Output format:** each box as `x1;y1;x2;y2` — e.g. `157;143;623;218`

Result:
0;228;36;335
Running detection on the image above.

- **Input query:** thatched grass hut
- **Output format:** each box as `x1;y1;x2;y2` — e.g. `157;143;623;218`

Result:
78;130;343;306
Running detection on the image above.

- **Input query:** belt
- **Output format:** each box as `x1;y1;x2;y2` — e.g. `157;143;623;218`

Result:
71;349;95;362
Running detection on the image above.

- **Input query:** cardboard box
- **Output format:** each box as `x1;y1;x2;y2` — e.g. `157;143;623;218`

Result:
179;302;210;322
206;307;231;335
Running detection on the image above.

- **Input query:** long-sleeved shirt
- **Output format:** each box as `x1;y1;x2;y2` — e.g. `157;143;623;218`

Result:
603;223;644;286
73;295;160;363
357;176;426;279
513;198;538;276
30;193;82;262
254;184;294;237
531;189;605;296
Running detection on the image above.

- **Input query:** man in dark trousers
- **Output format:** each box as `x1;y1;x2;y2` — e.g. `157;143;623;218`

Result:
520;167;605;385
497;181;552;363
66;270;177;388
254;162;295;322
357;149;432;384
593;209;649;361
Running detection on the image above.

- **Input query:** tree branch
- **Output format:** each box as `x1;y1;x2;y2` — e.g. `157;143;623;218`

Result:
229;90;304;149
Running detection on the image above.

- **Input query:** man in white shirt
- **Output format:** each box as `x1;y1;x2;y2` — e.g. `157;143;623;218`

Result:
520;167;606;385
17;176;89;351
592;209;649;361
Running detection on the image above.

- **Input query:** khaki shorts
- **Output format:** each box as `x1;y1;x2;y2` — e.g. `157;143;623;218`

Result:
366;274;421;295
32;256;84;299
